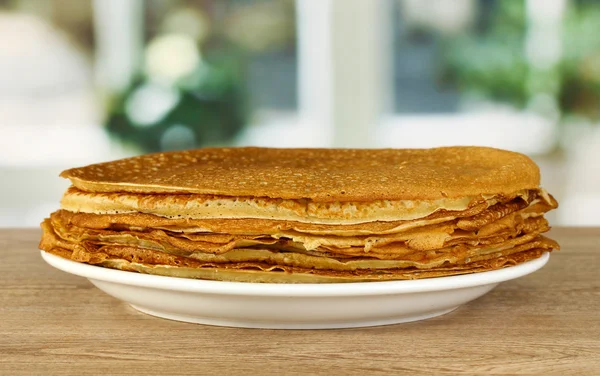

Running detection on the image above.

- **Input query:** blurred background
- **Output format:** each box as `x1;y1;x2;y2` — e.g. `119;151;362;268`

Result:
1;0;598;227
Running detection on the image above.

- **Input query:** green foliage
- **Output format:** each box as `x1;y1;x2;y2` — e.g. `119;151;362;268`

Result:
443;0;600;121
105;41;248;153
558;3;600;120
442;1;528;105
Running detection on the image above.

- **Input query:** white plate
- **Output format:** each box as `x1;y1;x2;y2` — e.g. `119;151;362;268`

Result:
40;251;549;329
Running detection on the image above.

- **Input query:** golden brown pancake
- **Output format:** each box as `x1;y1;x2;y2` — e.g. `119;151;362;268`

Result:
40;219;555;281
60;147;540;201
40;146;559;283
51;192;557;236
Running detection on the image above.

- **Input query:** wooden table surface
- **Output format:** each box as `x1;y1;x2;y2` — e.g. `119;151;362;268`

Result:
0;228;598;375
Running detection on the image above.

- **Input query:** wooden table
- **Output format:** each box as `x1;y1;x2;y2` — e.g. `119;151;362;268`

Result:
1;228;598;375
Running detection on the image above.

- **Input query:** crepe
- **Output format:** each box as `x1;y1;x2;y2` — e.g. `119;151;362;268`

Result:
40;146;559;283
60;147;540;201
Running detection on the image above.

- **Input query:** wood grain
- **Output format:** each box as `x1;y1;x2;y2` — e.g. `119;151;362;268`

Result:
0;228;598;375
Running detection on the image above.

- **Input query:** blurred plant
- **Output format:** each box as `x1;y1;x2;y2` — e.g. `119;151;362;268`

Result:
441;1;529;106
105;0;295;153
441;0;600;122
559;3;600;121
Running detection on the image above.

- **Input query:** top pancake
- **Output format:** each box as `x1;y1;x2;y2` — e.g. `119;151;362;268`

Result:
60;146;540;202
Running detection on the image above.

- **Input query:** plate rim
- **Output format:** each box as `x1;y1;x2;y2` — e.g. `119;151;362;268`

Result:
40;250;549;297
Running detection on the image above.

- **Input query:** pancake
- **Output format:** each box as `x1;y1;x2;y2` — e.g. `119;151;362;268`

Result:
60;147;541;201
40;220;557;277
40;146;559;283
60;186;499;224
48;207;551;257
51;192;557;236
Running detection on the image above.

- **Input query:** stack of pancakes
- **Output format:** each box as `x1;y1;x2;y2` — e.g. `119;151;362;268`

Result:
40;147;559;283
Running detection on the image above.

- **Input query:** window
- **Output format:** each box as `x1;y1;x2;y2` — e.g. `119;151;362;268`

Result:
1;0;599;226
